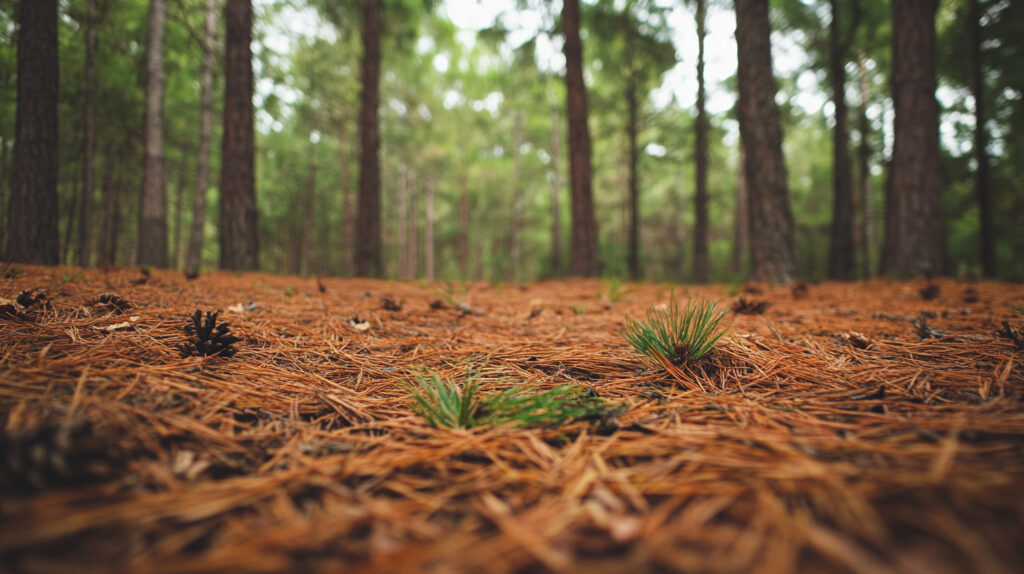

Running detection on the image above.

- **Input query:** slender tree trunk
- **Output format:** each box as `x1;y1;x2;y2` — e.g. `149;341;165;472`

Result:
971;0;994;277
220;0;259;270
62;177;79;265
95;163;113;267
562;0;599;277
693;0;710;283
458;174;469;279
549;105;563;276
425;180;435;281
186;0;216;275
355;0;382;277
300;150;317;276
396;164;408;279
857;54;873;279
77;0;97;267
407;169;418;280
883;0;941;277
511;112;524;281
734;0;796;283
626;77;640;281
827;0;856;280
337;112;354;276
731;145;749;275
6;0;59;264
138;0;168;267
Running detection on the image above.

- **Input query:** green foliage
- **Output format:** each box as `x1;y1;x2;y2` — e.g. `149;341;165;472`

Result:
1010;304;1024;316
406;371;605;429
623;294;730;364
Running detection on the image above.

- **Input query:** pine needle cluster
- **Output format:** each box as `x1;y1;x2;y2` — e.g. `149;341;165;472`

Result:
406;371;604;429
622;295;729;365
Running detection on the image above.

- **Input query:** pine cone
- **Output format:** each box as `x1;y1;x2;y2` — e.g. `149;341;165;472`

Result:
17;289;48;309
179;309;242;358
94;293;131;314
732;297;771;315
0;420;125;493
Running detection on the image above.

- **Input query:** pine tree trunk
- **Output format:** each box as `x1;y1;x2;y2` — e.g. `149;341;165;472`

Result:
693;0;710;283
425;180;435;281
626;78;640;281
562;0;599;277
186;0;216;275
170;159;188;267
511;112;524;281
883;0;941;277
458;175;469;279
338;113;354;276
300;150;316;277
731;145;749;275
77;0;97;267
354;0;382;277
396;164;408;279
407;169;418;280
857;54;873;279
138;0;168;267
220;0;259;270
734;0;796;283
549;105;562;276
7;0;60;265
827;0;856;280
971;0;994;277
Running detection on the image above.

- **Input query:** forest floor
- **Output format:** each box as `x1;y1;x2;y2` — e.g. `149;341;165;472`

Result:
0;265;1023;573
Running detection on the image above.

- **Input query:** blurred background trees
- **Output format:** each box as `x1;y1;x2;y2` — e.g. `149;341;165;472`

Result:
1;0;1021;281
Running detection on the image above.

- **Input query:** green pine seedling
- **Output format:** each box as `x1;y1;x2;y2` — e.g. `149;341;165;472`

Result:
622;295;730;365
406;371;605;429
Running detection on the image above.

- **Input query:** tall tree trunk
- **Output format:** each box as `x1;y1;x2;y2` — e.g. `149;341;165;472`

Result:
95;163;114;267
407;169;418;280
562;0;599;277
883;0;941;277
186;0;216;275
337;112;354;276
77;0;97;267
626;78;640;281
355;0;382;277
458;174;469;279
138;0;168;267
512;112;524;281
396;164;408;279
734;0;796;283
693;0;710;283
300;150;317;276
549;105;563;276
424;180;435;281
62;177;79;265
7;0;59;265
827;0;856;280
220;0;259;270
971;0;994;277
731;145;749;275
857;53;873;279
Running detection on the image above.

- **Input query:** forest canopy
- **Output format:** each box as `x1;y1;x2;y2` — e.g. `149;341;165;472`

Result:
1;0;1021;281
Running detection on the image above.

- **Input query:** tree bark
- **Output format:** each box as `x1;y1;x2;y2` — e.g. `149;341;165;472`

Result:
77;0;97;267
355;0;382;277
138;0;168;267
186;0;216;275
7;0;60;265
425;180;435;281
734;0;796;283
337;112;354;276
971;0;994;277
827;0;856;280
300;149;317;276
396;164;408;279
857;53;873;279
458;174;469;279
407;169;418;280
549;105;562;276
883;0;941;278
220;0;259;270
626;76;640;281
693;0;710;283
562;0;599;277
512;112;524;281
731;144;749;275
